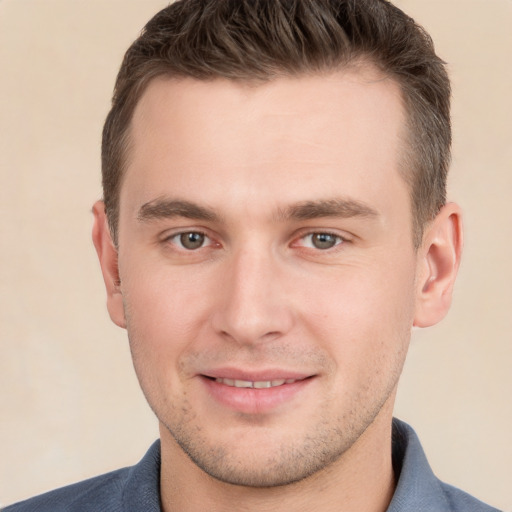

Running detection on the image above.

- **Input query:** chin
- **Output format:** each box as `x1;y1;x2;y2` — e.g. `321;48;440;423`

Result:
163;416;359;488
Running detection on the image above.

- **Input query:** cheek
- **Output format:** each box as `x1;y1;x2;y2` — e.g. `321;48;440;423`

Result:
299;259;417;360
120;271;205;407
304;267;415;408
120;262;215;364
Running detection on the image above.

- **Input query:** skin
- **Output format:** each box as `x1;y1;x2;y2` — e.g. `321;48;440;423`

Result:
93;68;462;512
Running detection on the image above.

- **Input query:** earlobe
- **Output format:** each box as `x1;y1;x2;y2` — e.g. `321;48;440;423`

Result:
92;200;127;329
413;203;463;328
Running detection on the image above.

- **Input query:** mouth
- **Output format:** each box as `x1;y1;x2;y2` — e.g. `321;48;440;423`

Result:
211;377;302;389
200;372;315;414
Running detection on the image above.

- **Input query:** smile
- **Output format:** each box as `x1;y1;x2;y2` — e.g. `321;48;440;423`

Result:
202;375;312;414
215;378;299;388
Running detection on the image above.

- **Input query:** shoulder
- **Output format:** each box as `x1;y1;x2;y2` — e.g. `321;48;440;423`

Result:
1;468;130;512
2;440;161;512
439;482;503;512
390;419;502;512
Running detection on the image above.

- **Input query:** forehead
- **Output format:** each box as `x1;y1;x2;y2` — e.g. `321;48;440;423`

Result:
121;68;408;222
131;67;405;154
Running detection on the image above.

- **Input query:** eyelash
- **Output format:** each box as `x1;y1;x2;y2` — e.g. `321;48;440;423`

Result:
163;230;348;253
166;231;214;250
296;232;346;251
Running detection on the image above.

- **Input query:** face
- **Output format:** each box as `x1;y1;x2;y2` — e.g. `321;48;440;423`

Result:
106;70;422;486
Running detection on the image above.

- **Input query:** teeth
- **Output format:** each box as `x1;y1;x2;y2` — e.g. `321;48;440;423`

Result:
253;381;271;388
215;378;294;388
235;379;253;388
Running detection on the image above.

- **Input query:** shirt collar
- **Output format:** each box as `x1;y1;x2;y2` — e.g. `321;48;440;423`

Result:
387;418;452;511
122;439;162;512
119;419;454;512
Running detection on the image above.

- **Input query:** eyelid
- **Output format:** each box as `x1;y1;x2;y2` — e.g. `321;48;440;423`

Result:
158;226;352;251
291;229;352;250
161;228;218;249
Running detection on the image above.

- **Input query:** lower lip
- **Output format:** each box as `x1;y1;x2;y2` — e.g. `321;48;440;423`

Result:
201;376;313;414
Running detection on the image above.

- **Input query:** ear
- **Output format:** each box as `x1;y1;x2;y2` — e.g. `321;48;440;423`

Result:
92;200;126;328
413;203;463;328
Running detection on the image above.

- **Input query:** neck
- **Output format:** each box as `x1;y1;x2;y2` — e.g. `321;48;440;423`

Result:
159;412;396;512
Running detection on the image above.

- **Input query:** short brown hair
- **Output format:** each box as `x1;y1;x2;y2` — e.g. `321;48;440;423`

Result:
102;0;451;247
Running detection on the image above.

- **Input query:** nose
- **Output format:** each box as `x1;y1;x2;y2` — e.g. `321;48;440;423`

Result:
211;246;295;346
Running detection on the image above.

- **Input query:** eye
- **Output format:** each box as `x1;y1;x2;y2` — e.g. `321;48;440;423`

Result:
171;231;211;250
301;232;343;250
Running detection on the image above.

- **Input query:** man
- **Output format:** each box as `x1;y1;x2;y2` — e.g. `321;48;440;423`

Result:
3;0;501;511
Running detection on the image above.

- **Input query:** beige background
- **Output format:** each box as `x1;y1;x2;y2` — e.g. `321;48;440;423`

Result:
0;0;510;509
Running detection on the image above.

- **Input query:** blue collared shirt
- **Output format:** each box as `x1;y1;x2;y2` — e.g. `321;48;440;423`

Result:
2;419;501;511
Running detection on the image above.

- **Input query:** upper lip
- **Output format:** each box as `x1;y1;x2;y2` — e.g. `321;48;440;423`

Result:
200;368;314;382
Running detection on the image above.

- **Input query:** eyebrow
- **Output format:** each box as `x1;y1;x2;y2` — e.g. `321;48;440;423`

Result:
276;198;379;221
137;197;379;224
137;199;219;223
